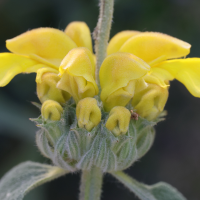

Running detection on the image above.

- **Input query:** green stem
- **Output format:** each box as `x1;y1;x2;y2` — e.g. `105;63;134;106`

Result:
79;167;103;200
78;1;114;199
94;0;114;89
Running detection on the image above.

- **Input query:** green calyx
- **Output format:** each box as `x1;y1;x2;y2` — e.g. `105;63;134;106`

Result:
32;99;157;172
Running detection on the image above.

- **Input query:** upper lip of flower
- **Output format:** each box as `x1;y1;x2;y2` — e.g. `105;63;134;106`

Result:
103;30;200;98
0;21;93;87
98;29;200;116
56;47;99;103
107;31;191;64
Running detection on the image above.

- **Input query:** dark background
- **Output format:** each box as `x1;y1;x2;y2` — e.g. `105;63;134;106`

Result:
0;0;200;199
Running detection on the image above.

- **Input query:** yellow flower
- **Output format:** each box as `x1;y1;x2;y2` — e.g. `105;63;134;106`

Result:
107;31;191;63
57;47;98;103
0;21;94;103
1;20;200;123
36;68;70;104
99;52;150;111
101;30;200;120
131;83;169;121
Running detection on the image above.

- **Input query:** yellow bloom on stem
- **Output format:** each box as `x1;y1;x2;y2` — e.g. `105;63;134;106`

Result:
99;52;150;111
102;30;200;120
131;82;169;121
36;68;71;104
0;21;93;104
57;47;98;103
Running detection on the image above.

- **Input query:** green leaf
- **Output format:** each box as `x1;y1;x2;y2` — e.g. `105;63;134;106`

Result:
0;161;69;200
148;182;187;200
111;171;187;200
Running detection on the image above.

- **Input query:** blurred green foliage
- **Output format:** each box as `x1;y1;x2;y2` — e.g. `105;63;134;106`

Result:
0;0;200;199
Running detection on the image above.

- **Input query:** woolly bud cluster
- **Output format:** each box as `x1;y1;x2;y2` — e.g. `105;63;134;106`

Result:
32;99;157;172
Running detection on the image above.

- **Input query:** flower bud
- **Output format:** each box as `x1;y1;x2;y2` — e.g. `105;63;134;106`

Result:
106;106;131;136
41;100;63;121
76;97;101;131
36;68;71;104
132;83;168;121
119;32;191;64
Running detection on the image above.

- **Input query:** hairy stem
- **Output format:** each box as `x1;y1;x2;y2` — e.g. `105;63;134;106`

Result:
78;1;114;199
79;167;103;200
94;0;114;89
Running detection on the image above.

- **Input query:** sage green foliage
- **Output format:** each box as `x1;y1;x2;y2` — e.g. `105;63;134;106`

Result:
111;171;187;200
32;99;155;172
0;161;68;200
0;160;187;200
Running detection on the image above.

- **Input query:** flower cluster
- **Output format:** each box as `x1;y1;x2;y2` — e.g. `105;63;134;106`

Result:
1;21;200;136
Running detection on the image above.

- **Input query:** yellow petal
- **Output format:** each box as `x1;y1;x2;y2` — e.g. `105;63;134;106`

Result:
29;54;60;69
106;106;131;136
57;47;98;103
0;53;49;87
76;97;101;131
134;78;148;93
154;58;200;97
144;67;173;88
100;52;150;111
65;21;93;52
102;80;136;111
119;32;191;64
107;30;140;55
102;79;148;112
6;28;77;67
36;68;70;104
36;68;59;83
132;83;168;121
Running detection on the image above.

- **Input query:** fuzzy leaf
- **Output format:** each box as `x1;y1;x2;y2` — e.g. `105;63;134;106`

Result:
111;171;187;200
0;161;68;200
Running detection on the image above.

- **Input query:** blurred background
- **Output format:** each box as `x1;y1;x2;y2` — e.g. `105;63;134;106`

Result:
0;0;200;199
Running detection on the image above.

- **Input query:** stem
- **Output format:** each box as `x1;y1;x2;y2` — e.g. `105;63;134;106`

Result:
79;167;103;200
78;1;114;199
94;0;114;89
